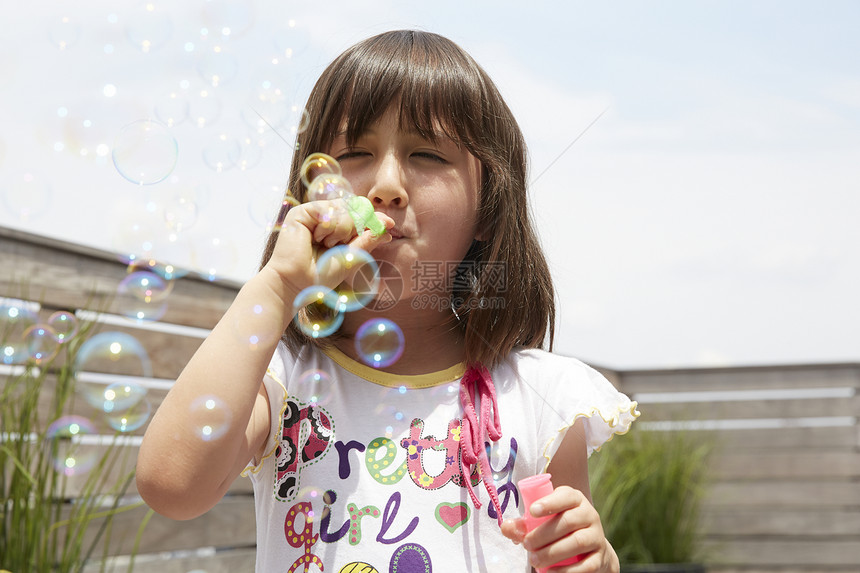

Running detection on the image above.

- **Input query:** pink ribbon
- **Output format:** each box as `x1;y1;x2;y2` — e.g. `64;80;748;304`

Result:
459;364;504;526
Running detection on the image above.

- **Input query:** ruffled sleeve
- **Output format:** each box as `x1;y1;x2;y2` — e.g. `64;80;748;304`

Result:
241;342;291;477
510;349;639;469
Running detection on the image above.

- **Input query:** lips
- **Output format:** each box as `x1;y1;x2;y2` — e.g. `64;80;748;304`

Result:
387;228;405;240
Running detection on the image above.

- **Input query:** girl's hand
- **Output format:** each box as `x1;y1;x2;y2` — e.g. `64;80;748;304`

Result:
262;199;394;296
501;485;619;573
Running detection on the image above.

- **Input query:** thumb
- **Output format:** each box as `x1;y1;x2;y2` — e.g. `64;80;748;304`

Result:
348;213;395;253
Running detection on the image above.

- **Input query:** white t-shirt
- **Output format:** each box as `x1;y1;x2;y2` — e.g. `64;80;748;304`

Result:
243;343;638;573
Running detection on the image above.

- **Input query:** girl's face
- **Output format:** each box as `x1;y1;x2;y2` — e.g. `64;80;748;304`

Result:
327;106;482;301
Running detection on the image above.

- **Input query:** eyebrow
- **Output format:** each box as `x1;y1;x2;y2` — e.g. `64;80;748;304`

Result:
333;125;452;143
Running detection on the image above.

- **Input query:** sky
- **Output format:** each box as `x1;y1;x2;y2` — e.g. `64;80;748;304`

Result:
0;1;858;370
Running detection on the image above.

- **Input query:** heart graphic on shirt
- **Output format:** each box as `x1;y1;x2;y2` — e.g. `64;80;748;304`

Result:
435;501;471;533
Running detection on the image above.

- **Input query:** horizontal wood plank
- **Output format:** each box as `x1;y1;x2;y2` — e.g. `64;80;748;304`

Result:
705;480;860;507
703;538;860;567
83;548;257;573
71;494;256;557
702;508;860;537
639;396;859;422
1;230;239;331
620;366;860;394
707;425;857;450
711;451;860;480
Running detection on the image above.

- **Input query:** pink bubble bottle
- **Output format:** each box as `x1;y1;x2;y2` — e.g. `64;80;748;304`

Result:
517;473;584;572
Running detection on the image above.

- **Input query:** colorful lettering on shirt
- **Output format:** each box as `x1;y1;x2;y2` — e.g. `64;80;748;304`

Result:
319;490;350;543
376;491;419;544
276;400;335;502
347;502;381;545
366;437;407;484
284;501;323;572
487;437;519;520
400;418;461;490
335;440;366;479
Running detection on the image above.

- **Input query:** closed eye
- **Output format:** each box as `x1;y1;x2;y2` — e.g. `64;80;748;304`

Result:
335;150;370;161
413;151;447;163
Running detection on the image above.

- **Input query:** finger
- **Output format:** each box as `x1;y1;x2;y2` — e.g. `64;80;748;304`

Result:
528;526;600;571
314;205;355;247
349;216;395;253
529;486;586;518
500;518;528;544
524;508;595;552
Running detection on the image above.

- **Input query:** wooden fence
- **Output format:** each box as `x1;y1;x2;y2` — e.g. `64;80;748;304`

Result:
0;226;255;572
617;364;860;572
2;225;858;572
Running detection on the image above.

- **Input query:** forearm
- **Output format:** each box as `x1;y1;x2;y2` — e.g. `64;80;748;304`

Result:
137;268;296;518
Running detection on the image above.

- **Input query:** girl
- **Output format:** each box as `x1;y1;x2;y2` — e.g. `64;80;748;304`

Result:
137;30;638;572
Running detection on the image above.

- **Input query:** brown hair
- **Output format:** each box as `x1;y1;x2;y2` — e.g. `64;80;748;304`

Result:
260;30;555;369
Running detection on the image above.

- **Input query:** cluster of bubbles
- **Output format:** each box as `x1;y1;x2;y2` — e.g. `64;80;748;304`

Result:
289;154;405;370
1;299;79;366
2;6;316;288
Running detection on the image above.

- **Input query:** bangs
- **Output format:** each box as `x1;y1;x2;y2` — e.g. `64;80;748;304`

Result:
318;31;488;150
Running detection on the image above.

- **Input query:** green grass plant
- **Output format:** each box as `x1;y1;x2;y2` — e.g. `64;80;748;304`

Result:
589;425;713;566
1;302;152;572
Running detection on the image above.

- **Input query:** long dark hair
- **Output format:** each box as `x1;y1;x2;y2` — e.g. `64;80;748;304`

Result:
260;30;555;369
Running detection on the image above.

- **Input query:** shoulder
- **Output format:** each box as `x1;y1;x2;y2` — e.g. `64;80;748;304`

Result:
265;341;318;385
503;347;604;382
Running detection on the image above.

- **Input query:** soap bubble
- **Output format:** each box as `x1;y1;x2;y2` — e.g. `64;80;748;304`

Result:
119;270;173;303
272;20;312;60
153;89;190;127
46;416;97;476
162;195;198;232
47;311;79;343
354;318;405;368
242;79;291;134
306;173;353;202
112;119;178;185
23;324;61;365
125;1;173;53
197;48;239;87
202;132;240;172
300;153;341;188
133;259;183;281
116;269;173;322
200;0;254;37
247;180;284;229
102;382;152;432
47;14;81;50
57;100;146;162
190;395;232;441
75;332;152;408
298;369;334;407
2;171;52;222
0;300;39;365
288;105;310;136
292;286;343;339
235;134;264;171
188;85;222;128
316;246;380;312
194;235;239;280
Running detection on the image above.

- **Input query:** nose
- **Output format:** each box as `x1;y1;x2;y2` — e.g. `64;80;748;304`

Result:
366;153;408;208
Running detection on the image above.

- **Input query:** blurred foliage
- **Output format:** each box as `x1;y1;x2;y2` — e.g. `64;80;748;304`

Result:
1;299;152;572
589;425;714;565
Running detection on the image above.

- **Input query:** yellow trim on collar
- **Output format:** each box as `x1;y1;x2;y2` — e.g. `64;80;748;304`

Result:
324;346;466;388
